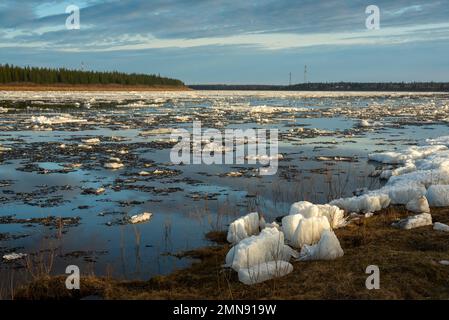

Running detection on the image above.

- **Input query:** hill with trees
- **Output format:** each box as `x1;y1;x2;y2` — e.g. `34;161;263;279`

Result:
0;64;184;87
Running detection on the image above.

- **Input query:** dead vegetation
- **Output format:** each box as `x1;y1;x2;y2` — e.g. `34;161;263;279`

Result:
12;206;449;300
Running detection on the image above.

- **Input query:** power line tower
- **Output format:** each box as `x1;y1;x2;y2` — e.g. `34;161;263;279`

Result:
304;65;307;84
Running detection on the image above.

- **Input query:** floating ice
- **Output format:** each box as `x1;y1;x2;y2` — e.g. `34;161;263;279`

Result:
130;212;153;224
104;162;124;169
225;227;298;271
31;115;87;125
392;213;432;230
82;138;101;145
433;222;449;232
426;185;449;207
298;230;344;261
238;261;293;285
3;252;27;261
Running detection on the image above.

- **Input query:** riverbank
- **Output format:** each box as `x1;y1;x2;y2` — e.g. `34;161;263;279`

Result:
13;206;449;300
0;84;190;92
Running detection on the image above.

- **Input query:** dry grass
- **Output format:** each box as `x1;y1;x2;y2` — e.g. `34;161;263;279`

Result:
13;207;449;300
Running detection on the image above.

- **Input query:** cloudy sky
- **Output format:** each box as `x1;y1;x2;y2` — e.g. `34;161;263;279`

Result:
0;0;448;84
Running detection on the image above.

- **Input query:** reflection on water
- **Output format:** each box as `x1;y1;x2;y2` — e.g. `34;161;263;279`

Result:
0;90;449;283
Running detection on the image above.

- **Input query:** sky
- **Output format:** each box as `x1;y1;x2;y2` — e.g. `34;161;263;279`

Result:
0;0;448;84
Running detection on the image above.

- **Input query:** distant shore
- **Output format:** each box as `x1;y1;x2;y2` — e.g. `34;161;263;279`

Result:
0;84;190;92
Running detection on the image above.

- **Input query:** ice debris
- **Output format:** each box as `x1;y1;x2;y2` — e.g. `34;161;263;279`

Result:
392;213;432;230
406;196;430;213
298;230;344;261
433;222;449;232
238;261;293;285
226;212;262;244
225;227;298;272
3;252;27;261
129;212;153;224
426;185;449;207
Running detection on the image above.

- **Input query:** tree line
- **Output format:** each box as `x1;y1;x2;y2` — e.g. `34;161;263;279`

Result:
0;64;184;86
190;82;449;92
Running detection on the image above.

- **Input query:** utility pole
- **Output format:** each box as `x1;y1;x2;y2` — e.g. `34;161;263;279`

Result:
304;65;307;84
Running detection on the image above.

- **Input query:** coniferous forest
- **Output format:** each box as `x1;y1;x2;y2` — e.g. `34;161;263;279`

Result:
0;64;184;87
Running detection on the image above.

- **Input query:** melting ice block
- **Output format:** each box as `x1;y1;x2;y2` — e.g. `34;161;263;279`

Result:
433;222;449;232
225;227;298;271
227;212;261;244
392;213;432;230
406;196;430;213
426;185;449;207
238;261;293;285
298;230;344;261
291;216;331;249
129;212;153;224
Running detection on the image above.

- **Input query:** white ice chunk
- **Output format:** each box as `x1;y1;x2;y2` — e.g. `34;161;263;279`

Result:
129;212;152;224
426;185;449;207
298;230;344;261
227;212;261;244
330;194;390;213
2;252;27;261
289;201;345;228
291;216;331;249
406;196;430;213
281;214;303;244
104;162;124;169
238;261;293;285
433;222;449;232
225;227;298;271
392;213;432;230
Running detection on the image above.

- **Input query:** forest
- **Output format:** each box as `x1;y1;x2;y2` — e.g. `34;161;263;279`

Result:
0;64;184;87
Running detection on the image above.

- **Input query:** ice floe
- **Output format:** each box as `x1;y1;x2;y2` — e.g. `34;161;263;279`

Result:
2;252;27;261
31;115;87;125
129;212;153;224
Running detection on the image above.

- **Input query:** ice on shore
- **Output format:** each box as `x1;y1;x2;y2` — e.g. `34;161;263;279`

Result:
227;212;261;244
330;194;390;213
426;185;449;207
290;216;330;249
298;230;344;261
433;222;449;232
281;214;304;244
238;261;293;285
392;213;432;230
225;227;298;272
289;201;346;228
82;138;101;145
406;196;430;213
368;145;447;164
